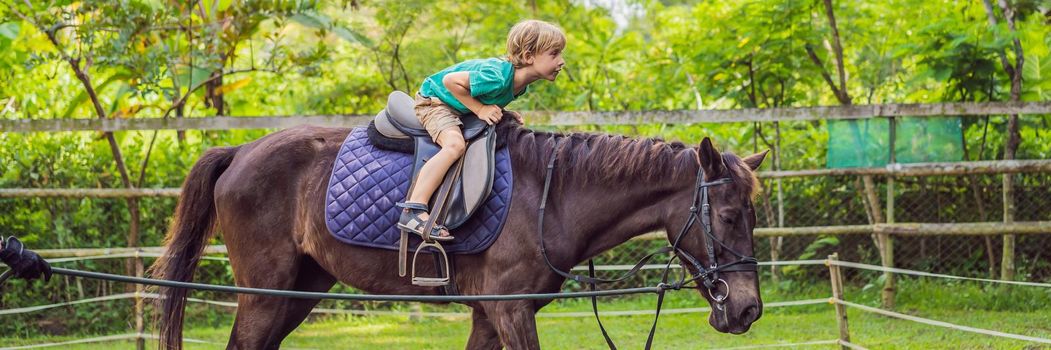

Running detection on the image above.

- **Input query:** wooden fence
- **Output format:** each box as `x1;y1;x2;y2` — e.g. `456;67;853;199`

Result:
3;101;1050;343
3;101;1050;132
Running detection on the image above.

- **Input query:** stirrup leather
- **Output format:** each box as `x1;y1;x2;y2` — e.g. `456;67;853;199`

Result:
398;157;465;286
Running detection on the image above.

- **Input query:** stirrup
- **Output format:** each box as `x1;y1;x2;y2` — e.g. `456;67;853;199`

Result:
410;240;451;286
396;202;454;242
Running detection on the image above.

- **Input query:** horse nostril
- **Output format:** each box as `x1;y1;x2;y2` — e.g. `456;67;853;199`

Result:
740;305;761;323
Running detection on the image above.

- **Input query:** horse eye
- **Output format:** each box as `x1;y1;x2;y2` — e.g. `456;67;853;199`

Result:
719;209;739;224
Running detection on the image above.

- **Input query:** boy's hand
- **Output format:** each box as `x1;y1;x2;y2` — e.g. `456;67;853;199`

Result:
477;104;502;125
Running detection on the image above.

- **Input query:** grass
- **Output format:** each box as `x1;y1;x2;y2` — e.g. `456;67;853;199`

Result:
3;279;1050;349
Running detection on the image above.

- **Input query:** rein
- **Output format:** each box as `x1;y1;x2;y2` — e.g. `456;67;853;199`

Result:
536;141;758;350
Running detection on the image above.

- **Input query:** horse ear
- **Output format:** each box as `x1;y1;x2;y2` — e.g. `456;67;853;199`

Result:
699;137;725;176
742;150;769;171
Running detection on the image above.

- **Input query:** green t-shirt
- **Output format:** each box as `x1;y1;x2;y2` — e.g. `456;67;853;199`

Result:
418;58;527;115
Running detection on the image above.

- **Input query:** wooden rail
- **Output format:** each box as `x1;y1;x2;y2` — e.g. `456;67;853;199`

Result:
3;101;1049;132
34;221;1051;258
2;159;1047;198
35;245;227;258
0;188;181;198
632;221;1051;240
759;159;1051;178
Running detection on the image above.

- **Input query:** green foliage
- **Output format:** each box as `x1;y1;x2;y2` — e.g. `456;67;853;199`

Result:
2;0;1047;117
0;0;1049;339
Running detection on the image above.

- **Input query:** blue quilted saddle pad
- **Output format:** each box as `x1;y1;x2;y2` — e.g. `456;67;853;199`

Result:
325;127;513;254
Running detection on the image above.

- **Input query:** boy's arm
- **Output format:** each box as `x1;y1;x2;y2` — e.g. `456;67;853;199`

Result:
443;72;502;125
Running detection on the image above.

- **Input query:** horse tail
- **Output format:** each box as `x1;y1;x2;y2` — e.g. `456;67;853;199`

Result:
151;146;239;350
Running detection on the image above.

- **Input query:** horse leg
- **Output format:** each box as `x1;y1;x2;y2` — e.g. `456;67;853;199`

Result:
465;308;502;350
486;301;541;350
260;256;337;350
226;252;320;349
226;282;294;348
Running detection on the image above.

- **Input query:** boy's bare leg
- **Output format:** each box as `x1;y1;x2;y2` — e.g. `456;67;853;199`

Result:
407;128;466;235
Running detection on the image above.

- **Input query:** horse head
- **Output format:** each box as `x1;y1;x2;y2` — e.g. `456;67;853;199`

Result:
664;137;768;334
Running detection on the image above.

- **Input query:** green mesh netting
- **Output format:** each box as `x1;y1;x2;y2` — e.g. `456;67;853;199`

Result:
827;117;963;168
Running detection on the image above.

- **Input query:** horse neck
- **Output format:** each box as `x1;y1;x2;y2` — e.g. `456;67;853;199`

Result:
552;174;690;262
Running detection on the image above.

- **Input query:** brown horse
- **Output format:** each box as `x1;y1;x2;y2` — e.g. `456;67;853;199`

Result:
152;117;768;349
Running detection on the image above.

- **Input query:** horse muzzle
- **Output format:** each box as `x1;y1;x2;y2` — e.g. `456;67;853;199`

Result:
707;295;762;334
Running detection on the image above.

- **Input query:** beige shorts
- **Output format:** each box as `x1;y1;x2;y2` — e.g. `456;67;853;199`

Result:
415;94;464;141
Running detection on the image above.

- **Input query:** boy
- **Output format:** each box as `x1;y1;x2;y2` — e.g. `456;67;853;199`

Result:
398;19;566;241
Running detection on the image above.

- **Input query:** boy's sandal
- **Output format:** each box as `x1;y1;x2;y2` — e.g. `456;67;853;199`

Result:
396;202;455;242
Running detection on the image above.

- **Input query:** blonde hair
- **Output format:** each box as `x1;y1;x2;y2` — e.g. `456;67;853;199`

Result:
506;20;566;67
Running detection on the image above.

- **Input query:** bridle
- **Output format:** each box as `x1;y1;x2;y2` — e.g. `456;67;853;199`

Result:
666;150;759;301
536;142;758;349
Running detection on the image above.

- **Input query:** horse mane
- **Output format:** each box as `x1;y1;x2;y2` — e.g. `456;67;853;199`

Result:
496;120;758;195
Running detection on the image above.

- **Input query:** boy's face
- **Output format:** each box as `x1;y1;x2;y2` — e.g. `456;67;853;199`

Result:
531;48;565;81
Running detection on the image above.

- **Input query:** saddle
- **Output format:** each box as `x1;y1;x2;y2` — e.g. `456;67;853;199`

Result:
372;91;498;228
370;91;498;287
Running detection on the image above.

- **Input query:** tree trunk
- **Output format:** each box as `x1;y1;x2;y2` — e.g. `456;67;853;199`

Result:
206;70;226;116
982;0;1024;281
961;116;997;277
38;25;143;292
809;0;894;308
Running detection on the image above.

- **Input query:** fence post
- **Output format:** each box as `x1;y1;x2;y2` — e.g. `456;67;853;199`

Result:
1002;170;1017;280
771;121;784;284
409;303;423;321
882;117;896;309
135;249;145;350
828;253;851;349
